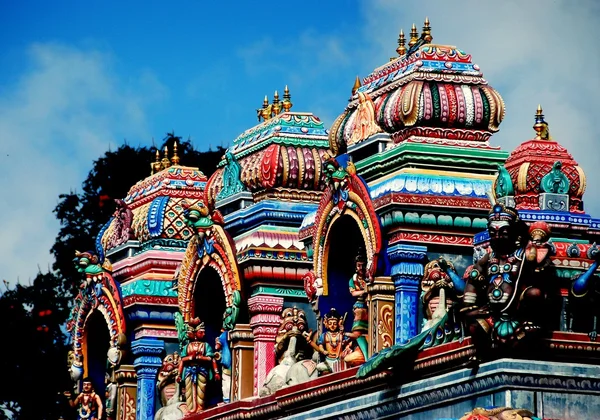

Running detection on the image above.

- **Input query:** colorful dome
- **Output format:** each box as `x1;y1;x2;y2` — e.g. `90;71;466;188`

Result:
503;106;586;213
98;161;207;253
329;20;505;153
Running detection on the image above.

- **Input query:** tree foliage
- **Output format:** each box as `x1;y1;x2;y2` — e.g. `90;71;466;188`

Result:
0;133;225;419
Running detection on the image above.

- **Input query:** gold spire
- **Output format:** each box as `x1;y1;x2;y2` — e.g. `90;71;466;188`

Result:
533;104;551;140
161;145;171;169
409;23;418;47
422;17;432;43
282;85;293;112
396;29;406;56
272;90;282;115
171;140;180;165
352;76;361;96
151;149;162;174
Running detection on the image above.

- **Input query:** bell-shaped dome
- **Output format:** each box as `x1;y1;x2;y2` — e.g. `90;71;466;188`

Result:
502;106;586;213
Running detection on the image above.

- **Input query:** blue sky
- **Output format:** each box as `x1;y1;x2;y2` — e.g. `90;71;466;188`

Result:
1;0;599;286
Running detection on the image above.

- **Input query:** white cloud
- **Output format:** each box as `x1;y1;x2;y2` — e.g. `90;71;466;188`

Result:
358;0;600;215
0;43;166;287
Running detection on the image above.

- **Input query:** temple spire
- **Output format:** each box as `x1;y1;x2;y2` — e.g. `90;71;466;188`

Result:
396;29;406;56
409;23;418;47
533;104;551;140
282;85;293;112
171;140;180;165
272;90;282;115
422;17;432;43
352;76;361;96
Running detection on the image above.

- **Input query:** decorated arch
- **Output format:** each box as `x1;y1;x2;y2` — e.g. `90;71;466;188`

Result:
177;200;242;329
66;251;127;381
311;154;382;296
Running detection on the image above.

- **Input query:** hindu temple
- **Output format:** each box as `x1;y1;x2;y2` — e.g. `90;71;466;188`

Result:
65;19;600;420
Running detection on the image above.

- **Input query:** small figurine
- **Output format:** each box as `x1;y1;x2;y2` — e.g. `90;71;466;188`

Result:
64;377;104;420
344;252;370;366
306;308;347;373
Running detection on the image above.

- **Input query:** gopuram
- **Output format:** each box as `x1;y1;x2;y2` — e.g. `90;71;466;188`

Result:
64;19;600;420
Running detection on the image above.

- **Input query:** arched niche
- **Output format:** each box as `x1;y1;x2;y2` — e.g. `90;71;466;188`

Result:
192;265;227;349
83;309;111;397
318;214;366;332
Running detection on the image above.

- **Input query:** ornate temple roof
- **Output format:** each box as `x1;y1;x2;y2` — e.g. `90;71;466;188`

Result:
206;89;330;207
98;145;207;254
328;19;505;154
502;106;586;213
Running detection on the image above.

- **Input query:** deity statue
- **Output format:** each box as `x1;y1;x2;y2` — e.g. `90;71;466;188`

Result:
349;91;381;145
343;252;370;366
214;330;232;403
460;204;552;359
64;377;104;420
176;317;220;414
420;258;465;329
305;308;347;373
217;152;246;200
569;243;600;341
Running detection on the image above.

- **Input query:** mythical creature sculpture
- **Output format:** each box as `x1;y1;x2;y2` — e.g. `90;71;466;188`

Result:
305;308;348;374
460;406;540;420
106;199;134;249
64;377;104;420
155;352;187;420
175;315;220;414
540;161;569;194
569;243;600;341
322;155;353;211
73;250;112;297
460;204;553;358
420;258;465;329
494;164;514;198
216;152;246;200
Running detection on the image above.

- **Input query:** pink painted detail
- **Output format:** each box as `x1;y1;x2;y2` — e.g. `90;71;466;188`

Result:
112;250;183;278
471;86;484;124
248;295;284;396
454;85;466;124
134;328;178;340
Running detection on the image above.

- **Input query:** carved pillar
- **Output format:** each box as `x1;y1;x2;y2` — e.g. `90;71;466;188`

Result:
248;295;284;396
229;324;255;401
131;338;164;420
115;365;137;420
388;243;427;344
368;276;395;355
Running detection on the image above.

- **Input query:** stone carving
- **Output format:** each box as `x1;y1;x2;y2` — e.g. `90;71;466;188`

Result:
540;161;569;194
216;152;246;200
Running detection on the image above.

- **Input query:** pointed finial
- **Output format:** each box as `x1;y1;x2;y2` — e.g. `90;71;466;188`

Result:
409;23;419;47
533;104;551;140
282;85;293;112
396;29;406;56
272;90;282;115
352;76;361;96
171;140;180;165
422;17;432;43
161;145;171;169
151;149;161;174
263;95;269;107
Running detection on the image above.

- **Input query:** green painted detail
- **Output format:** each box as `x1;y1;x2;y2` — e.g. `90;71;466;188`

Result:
541;161;570;194
217;152;247;200
251;286;307;298
555;267;585;279
472;218;488;229
121;279;177;298
405;212;420;224
137;238;189;254
454;216;472;228
420;214;436;225
392;211;404;224
437;215;453;226
495;164;514;198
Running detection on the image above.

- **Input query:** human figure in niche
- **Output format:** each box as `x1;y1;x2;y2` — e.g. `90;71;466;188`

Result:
343;252;370;366
64;377;104;420
305;308;347;373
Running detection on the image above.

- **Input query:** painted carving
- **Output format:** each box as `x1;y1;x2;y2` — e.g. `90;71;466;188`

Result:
155;352;187;420
214;330;232;403
349;91;381;145
420;258;465;330
344;252;370;366
64;377;104;420
494;164;514;198
540;161;569;194
174;314;220;414
216;152;246;200
460;406;540;420
106;199;134;249
569;243;600;341
322;155;352;211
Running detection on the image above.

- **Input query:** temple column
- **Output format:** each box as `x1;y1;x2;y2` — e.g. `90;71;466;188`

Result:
229;324;255;401
248;295;284;396
131;338;164;420
388;243;427;344
115;365;137;420
367;276;395;354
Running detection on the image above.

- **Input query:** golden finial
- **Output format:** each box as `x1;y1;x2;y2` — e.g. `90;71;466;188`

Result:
409;23;418;47
282;85;293;112
171;140;180;165
396;29;406;56
161;145;171;169
352;76;361;96
533;104;551;140
260;95;272;121
151;149;161;174
422;17;432;43
272;90;282;115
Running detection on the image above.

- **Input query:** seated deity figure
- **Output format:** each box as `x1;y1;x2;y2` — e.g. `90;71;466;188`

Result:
64;377;104;420
460;204;552;359
343;252;370;366
176;317;220;414
306;308;347;373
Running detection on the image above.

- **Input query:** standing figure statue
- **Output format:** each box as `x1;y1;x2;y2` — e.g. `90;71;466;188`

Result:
214;330;232;403
305;308;347;374
344;252;370;366
64;377;104;420
176;317;220;414
461;204;552;360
